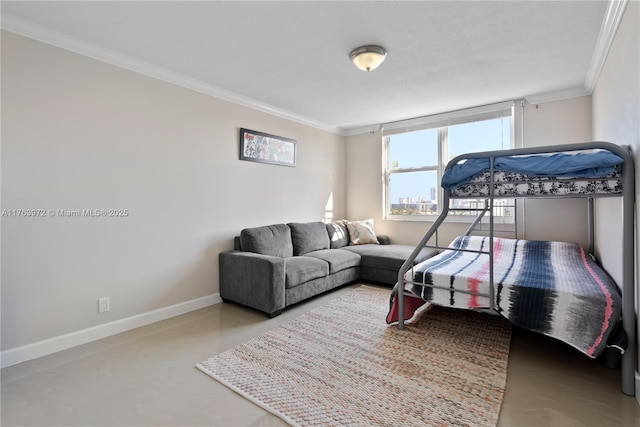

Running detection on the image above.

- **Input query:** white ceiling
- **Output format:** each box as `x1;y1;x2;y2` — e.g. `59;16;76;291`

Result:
1;1;614;135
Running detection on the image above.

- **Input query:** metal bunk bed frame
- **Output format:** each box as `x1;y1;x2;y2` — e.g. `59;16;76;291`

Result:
395;141;636;396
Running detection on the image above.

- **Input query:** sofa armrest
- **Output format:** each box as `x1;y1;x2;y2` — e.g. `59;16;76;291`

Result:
219;251;286;316
377;235;391;245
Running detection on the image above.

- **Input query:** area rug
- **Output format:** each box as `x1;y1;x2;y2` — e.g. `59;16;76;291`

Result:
197;286;512;426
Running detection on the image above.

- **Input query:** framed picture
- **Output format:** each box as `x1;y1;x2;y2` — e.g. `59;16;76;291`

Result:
239;128;297;167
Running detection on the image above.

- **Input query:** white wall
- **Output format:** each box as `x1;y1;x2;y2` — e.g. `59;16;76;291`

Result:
1;31;346;357
592;1;639;288
346;96;593;248
520;97;593;246
591;0;639;401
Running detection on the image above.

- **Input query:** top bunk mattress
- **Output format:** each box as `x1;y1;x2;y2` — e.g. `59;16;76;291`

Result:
442;149;624;198
449;165;623;197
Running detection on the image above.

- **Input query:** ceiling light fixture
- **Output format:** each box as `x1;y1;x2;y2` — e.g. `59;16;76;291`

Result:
349;45;387;72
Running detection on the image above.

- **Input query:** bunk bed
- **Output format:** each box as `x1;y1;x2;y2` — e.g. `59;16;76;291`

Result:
386;141;636;396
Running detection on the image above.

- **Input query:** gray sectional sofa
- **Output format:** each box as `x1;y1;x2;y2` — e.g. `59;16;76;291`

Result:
219;220;438;318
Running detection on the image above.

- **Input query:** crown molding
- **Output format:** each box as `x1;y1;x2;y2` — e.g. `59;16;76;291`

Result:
524;86;590;105
584;0;629;93
1;13;346;136
343;125;383;137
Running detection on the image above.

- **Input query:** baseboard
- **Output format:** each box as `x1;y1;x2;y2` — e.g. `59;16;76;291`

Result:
1;293;221;369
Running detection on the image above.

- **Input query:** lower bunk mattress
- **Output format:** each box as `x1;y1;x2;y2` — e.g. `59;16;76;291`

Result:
386;235;624;359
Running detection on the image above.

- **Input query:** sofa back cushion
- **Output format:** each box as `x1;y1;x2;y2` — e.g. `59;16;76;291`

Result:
233;236;242;251
288;222;330;255
240;224;293;258
326;220;350;249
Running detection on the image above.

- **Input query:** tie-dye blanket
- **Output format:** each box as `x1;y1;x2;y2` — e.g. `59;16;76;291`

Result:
387;236;623;359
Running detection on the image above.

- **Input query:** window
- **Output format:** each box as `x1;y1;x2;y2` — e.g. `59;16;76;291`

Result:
383;102;515;221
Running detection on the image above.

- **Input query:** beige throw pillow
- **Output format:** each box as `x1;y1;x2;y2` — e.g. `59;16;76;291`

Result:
346;219;379;245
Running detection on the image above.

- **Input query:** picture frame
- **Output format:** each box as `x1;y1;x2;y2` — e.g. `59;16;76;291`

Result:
239;128;297;167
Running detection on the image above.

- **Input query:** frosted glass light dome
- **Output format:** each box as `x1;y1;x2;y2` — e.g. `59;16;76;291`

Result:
349;45;387;72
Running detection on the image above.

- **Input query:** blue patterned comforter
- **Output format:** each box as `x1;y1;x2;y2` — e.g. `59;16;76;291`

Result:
442;150;624;190
387;236;623;358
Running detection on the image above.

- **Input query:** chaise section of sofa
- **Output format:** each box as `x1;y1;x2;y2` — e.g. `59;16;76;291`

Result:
325;220;438;285
219;220;437;317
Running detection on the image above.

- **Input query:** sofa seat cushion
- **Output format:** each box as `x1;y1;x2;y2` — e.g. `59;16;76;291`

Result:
343;244;438;271
305;249;361;274
240;224;293;258
284;256;329;288
288;222;330;255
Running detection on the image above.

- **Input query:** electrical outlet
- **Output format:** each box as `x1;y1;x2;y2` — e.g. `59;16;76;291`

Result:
98;297;110;313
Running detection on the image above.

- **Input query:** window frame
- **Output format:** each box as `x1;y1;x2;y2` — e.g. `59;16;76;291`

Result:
383;101;516;222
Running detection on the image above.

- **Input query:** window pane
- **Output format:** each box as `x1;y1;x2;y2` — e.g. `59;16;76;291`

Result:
448;117;510;161
388;128;438;169
447;117;513;222
383;107;514;221
389;171;438;216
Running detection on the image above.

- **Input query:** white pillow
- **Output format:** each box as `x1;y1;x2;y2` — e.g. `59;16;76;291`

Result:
346;219;379;245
